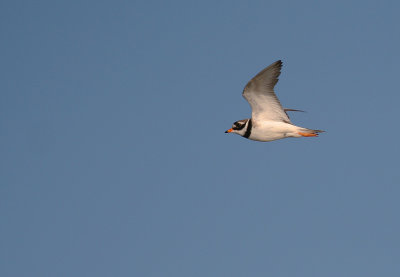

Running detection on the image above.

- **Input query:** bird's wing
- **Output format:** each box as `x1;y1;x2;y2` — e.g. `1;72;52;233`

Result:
284;108;305;119
242;60;290;123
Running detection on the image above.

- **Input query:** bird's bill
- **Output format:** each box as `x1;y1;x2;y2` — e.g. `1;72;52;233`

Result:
225;128;233;133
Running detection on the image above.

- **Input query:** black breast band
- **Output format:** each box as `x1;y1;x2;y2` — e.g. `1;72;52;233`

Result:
243;119;252;138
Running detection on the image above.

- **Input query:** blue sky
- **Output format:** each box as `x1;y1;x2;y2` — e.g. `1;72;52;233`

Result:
1;0;400;276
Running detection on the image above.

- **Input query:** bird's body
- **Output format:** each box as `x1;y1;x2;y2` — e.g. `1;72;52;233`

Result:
225;60;323;142
228;118;316;142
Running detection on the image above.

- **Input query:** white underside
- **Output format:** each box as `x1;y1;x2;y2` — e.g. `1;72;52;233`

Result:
248;121;305;142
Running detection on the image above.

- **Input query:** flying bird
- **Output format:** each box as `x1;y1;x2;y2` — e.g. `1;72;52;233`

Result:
225;60;324;142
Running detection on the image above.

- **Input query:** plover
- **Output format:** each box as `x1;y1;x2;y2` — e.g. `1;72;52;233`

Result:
225;60;324;142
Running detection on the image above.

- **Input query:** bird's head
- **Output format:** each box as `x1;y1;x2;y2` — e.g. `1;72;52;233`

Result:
225;119;248;136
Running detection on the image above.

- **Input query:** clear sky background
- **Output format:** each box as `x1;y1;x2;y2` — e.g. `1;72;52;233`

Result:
1;0;400;276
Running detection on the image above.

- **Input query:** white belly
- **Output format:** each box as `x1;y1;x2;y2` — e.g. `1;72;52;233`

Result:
249;121;300;142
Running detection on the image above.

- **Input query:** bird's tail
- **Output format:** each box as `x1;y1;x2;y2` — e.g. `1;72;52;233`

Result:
298;128;325;137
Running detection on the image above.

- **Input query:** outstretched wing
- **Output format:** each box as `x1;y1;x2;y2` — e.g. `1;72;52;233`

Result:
242;60;290;123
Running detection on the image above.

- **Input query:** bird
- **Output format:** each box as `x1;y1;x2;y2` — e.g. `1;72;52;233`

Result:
225;60;324;142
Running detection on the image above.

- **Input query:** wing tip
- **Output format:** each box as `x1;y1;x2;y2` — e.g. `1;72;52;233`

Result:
271;60;283;72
